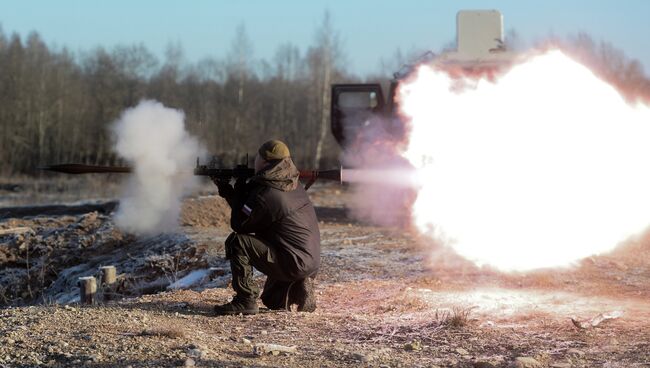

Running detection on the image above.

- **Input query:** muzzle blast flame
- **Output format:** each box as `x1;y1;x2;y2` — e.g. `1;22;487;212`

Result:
398;50;650;272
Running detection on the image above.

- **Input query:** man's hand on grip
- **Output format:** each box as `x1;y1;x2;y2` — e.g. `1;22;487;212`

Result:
212;177;234;199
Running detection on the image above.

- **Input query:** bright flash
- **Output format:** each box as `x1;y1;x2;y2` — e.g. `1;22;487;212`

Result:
399;50;650;272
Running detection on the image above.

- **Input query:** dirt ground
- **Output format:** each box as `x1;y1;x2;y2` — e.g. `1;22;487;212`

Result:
1;183;650;367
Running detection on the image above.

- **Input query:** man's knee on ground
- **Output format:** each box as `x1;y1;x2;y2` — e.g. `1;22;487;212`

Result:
261;279;292;310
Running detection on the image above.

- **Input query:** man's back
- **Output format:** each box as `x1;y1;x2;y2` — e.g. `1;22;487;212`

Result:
254;184;321;279
228;157;321;280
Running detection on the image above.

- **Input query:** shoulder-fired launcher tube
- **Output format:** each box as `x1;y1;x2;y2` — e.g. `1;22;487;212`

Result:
40;164;342;189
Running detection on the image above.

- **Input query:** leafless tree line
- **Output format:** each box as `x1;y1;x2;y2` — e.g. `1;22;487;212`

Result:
1;18;649;176
0;14;351;175
542;32;650;104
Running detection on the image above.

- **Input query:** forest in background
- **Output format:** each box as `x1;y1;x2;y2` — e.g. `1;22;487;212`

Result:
1;14;649;175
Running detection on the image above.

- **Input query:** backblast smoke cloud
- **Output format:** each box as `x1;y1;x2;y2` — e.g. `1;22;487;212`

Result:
111;100;203;234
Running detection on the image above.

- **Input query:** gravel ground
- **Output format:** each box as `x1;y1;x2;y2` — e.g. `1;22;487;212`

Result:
1;183;650;367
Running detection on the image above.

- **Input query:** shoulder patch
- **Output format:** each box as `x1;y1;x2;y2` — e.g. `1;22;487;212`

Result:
242;204;253;216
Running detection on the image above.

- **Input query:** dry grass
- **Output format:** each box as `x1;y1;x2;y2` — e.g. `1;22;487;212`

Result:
435;306;475;328
373;291;430;314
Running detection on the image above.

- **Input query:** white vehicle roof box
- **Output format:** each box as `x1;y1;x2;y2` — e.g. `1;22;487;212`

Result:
436;10;515;68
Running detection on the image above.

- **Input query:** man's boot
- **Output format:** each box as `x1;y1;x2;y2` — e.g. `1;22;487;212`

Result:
214;296;259;316
289;277;316;312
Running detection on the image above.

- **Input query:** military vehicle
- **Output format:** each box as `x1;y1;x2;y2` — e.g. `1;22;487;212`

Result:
330;10;515;148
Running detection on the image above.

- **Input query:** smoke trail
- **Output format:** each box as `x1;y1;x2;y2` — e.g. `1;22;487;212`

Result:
341;115;417;227
111;100;203;234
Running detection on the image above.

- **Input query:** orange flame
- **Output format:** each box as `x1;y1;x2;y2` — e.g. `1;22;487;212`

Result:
398;50;650;272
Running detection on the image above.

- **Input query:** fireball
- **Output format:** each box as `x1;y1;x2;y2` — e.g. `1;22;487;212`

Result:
399;50;650;272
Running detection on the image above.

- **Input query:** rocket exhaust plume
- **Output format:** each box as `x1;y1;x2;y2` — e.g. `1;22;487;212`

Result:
399;50;650;272
341;117;418;227
341;168;418;188
111;100;203;234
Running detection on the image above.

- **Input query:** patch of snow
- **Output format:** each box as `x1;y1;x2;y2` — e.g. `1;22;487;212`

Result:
167;269;211;290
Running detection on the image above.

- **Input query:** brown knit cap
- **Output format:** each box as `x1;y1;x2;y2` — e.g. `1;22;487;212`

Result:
258;140;290;161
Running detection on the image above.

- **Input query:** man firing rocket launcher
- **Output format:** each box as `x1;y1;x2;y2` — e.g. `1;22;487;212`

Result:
41;139;336;314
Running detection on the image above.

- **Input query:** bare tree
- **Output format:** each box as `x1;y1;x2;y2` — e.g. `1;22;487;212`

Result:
225;23;255;156
309;11;344;168
565;32;650;102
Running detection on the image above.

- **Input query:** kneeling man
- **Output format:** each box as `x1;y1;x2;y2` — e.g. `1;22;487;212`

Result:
212;140;320;315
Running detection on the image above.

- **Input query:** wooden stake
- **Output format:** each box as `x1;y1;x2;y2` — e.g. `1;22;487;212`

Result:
78;276;97;305
99;266;117;301
100;266;116;285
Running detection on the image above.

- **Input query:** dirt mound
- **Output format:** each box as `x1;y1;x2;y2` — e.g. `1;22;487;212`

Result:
180;195;230;229
0;194;234;306
0;209;226;307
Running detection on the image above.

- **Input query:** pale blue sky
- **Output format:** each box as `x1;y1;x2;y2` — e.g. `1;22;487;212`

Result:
0;0;648;76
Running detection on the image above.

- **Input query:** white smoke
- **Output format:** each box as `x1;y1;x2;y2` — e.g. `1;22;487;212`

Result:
341;115;417;227
111;100;203;234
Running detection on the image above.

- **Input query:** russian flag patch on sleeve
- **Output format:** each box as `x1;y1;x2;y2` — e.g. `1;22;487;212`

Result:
242;204;253;216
